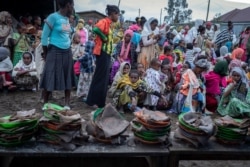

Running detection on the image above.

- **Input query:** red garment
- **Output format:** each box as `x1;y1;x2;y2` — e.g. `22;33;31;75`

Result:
206;94;217;113
159;54;174;64
93;17;112;56
0;72;11;82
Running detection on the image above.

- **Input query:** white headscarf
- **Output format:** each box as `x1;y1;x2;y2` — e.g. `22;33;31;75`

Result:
141;17;159;37
231;67;249;88
0;47;13;72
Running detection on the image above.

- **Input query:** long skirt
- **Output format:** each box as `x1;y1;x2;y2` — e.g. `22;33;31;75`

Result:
86;51;111;108
40;45;75;91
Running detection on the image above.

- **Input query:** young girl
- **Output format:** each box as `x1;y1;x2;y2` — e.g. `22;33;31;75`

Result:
71;33;84;61
75;19;88;46
12;23;30;66
108;62;131;98
76;38;95;100
110;29;135;83
158;45;174;65
144;58;165;110
157;64;175;110
12;51;38;90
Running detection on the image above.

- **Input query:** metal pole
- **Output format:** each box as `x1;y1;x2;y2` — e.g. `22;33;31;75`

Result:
138;8;140;17
118;0;121;8
206;0;211;21
160;8;162;25
53;0;57;12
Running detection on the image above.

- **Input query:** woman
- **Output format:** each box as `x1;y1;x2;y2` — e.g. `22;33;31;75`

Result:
217;67;250;117
86;5;120;108
194;25;206;51
12;52;38;90
137;17;160;69
0;47;14;89
205;60;228;112
229;48;244;71
40;0;75;109
110;29;136;83
168;58;209;114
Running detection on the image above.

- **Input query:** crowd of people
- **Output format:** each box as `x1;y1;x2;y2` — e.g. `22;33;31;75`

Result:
0;0;250;117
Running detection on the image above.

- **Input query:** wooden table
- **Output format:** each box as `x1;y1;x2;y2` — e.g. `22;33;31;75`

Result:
168;132;250;167
0;140;169;167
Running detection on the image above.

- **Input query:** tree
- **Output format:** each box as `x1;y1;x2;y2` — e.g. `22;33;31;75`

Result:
164;0;192;24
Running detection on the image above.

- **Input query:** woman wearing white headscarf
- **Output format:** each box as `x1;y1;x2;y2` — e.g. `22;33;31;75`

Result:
137;17;160;69
217;67;250;117
0;47;13;87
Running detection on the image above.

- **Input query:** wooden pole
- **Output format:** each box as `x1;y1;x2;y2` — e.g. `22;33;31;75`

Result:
206;0;211;21
160;8;162;25
118;0;121;8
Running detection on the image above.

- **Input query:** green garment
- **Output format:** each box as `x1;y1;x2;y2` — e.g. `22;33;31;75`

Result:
217;83;250;117
213;60;228;76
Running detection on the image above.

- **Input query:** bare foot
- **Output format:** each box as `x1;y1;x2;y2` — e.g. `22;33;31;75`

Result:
3;81;13;86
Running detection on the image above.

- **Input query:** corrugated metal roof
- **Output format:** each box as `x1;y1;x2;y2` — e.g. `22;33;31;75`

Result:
219;6;250;22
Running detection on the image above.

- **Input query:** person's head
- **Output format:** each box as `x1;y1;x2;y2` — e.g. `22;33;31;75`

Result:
231;67;245;83
179;39;185;47
58;0;74;17
0;11;12;25
119;62;130;75
32;16;41;26
213;60;229;76
140;16;147;27
72;33;80;44
198;25;205;34
205;22;212;30
161;64;171;75
129;70;140;84
241;63;248;72
231;48;244;60
22;52;33;65
163;45;172;55
106;5;120;22
136;63;144;74
181;61;192;73
228;21;233;31
150;58;161;71
16;23;25;34
213;24;218;32
146;17;158;31
220;46;229;57
186;43;193;50
193;58;209;75
69;15;75;24
124;29;133;43
245;26;250;34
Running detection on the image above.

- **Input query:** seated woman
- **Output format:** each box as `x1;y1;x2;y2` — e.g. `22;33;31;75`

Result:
205;60;228;112
0;47;14;89
114;70;164;112
108;62;131;98
217;67;250;117
12;51;38;90
168;58;209;114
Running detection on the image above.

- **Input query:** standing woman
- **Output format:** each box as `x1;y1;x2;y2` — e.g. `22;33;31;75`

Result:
137;17;160;70
40;0;75;109
86;5;120;108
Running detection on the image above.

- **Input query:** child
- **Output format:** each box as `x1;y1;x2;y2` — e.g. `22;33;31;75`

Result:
144;58;164;110
157;64;175;110
136;63;146;80
71;33;84;61
0;47;14;89
76;38;95;100
12;23;31;66
12;51;38;90
185;43;194;68
158;45;174;65
108;62;131;98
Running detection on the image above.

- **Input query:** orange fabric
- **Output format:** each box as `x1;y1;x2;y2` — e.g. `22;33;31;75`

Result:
180;69;199;96
231;48;244;60
93;17;112;56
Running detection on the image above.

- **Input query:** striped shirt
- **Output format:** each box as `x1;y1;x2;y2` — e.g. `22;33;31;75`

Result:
215;29;234;47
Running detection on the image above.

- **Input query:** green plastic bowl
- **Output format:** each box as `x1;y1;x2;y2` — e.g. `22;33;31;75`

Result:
0;116;38;129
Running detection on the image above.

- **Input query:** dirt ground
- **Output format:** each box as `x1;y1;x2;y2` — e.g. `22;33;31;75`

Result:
1;89;250;167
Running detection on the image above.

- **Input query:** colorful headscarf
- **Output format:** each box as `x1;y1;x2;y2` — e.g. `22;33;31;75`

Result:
129;24;141;32
120;29;133;61
231;67;249;88
117;74;142;89
213;60;228;76
194;58;210;70
231;48;244;60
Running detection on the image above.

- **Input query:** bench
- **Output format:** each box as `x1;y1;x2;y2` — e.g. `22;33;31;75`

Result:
168;132;250;167
0;140;168;167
